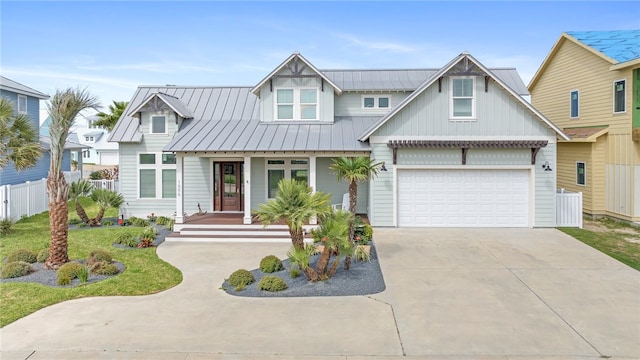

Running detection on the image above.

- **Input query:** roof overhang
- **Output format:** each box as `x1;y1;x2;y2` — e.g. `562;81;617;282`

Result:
560;126;609;143
610;57;640;71
127;92;194;119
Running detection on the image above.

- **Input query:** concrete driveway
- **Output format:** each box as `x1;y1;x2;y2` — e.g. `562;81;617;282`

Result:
1;228;638;359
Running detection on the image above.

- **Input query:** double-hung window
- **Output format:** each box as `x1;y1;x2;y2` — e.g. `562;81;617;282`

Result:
570;90;579;118
17;95;27;114
576;162;586;186
362;95;391;109
150;115;167;134
276;88;318;120
266;159;309;198
613;80;626;113
450;77;475;119
138;153;176;199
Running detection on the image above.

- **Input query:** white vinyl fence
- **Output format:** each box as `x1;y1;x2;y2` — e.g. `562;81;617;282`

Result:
556;189;583;228
0;171;82;220
89;179;119;192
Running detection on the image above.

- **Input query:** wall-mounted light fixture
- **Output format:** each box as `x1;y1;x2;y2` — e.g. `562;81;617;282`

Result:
542;161;552;172
380;162;388;171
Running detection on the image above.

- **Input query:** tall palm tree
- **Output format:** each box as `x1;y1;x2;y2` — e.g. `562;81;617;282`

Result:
93;100;128;131
255;179;331;250
45;88;99;269
329;156;382;270
0;98;42;171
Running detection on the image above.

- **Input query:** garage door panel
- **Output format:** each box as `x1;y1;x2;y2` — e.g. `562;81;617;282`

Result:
398;169;529;227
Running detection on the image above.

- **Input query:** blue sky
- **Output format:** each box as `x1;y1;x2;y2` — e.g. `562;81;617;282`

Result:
1;1;638;113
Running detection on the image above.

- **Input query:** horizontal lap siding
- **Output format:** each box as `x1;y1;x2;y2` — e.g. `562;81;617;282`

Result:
556;143;594;213
315;157;368;214
183;157;210;215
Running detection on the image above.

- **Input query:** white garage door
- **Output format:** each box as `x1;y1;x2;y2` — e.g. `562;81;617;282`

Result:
398;169;529;227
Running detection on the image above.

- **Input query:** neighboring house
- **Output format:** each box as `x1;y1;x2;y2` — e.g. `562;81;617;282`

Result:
109;52;568;227
68;115;119;166
529;30;640;222
0;76;79;186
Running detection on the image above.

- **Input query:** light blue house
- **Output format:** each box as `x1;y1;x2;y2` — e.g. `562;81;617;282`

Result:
110;52;568;228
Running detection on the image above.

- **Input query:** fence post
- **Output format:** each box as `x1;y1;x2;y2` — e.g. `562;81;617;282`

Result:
6;184;11;220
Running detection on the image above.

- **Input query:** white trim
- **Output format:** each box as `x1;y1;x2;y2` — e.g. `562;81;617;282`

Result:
274;87;319;121
612;79;626;114
150;115;168;134
17;94;27;114
576;161;586;186
175;154;184;224
392;165;398;227
361;94;391;110
570;90;579;119
265;158;309;199
243;156;252;224
309;155;317;225
449;76;476;120
368;135;558;144
136;152;176;199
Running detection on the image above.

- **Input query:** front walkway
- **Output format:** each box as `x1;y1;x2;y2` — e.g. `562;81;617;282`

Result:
1;228;638;359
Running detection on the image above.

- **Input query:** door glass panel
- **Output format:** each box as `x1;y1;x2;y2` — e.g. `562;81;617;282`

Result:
224;164;236;198
268;169;285;198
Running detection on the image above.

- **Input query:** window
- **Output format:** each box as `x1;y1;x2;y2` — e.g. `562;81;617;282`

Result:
362;95;391;109
570;90;579;118
576;162;586;186
275;88;318;120
450;77;475;119
85;136;94;142
613;80;625;113
266;159;309;198
138;152;176;198
151;115;167;134
17;95;27;113
82;150;90;159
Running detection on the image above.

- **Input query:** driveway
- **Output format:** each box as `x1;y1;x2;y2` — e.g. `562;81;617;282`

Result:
1;228;639;359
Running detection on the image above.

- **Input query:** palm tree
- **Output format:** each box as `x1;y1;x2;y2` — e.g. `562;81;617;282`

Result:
45;88;99;269
255;179;331;250
88;189;124;226
93;100;128;131
69;179;94;224
329;156;382;270
0;98;42;171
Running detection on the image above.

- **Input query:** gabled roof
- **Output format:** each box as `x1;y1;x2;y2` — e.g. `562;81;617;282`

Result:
127;92;194;119
359;52;569;142
0;76;49;99
561;126;609;143
251;52;343;96
530;31;640;88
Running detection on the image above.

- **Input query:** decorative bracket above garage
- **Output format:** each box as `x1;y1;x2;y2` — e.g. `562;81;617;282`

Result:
251;52;343;96
387;140;549;165
127;92;194;125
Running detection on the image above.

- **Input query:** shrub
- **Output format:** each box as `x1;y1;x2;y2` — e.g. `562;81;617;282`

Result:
1;261;34;279
289;267;301;279
138;238;154;248
0;217;13;235
353;216;373;244
164;219;175;231
77;222;87;228
128;216;150;227
86;249;112;267
102;220;114;226
57;262;85;283
114;232;138;247
354;245;371;262
76;266;89;283
57;274;72;286
228;269;255;289
257;275;287;292
37;248;49;263
141;226;157;240
90;261;119;275
259;255;283;273
68;218;82;225
156;216;171;225
88;171;102;180
7;249;37;263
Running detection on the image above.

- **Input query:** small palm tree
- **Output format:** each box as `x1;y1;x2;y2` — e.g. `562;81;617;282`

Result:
255;179;331;250
330;157;382;270
0;98;42;171
69;180;94;224
94;100;128;131
89;189;124;226
45;88;100;269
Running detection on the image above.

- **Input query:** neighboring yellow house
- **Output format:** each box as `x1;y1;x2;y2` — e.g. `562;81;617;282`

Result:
529;30;640;222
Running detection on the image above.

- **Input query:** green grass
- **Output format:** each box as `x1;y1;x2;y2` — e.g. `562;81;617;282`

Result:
0;201;182;327
560;220;640;271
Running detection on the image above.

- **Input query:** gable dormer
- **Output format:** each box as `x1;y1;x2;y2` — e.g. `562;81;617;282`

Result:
127;92;194;136
252;52;342;123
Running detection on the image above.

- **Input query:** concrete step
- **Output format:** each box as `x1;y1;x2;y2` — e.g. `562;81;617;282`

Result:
173;223;318;231
164;232;315;243
178;227;292;237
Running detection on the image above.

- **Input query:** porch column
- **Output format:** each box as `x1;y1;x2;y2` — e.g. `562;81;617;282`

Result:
243;156;252;224
309;155;317;225
175;154;184;224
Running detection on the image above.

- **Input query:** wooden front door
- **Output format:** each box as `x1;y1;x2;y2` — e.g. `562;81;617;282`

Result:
214;162;243;211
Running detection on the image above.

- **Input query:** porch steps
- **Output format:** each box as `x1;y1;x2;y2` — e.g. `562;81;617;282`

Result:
165;224;317;243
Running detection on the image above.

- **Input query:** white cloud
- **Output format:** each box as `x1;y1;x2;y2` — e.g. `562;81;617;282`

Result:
334;33;417;53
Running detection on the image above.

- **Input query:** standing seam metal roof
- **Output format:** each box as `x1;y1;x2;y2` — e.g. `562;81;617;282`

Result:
0;76;50;99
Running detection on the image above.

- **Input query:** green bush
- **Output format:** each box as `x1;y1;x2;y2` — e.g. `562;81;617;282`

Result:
57;274;72;286
36;248;49;263
86;249;112;267
1;261;34;279
141;226;157;240
90;261;119;275
289;268;301;279
57;262;85;283
259;255;283;273
88;171;102;180
353;216;373;244
114;232;138;247
155;216;170;225
164;219;174;231
228;269;255;288
128;216;150;227
7;249;37;263
0;217;13;235
76;266;90;283
77;223;87;228
68;218;82;225
102;220;114;226
257;275;288;292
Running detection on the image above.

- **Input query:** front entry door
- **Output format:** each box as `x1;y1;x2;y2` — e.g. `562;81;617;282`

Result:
214;162;243;211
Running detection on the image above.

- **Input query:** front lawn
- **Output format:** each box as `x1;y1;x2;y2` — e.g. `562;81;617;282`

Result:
0;200;182;327
560;218;640;271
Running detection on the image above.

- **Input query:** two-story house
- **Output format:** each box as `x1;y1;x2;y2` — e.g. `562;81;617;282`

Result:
110;52;568;230
69;115;119;166
529;31;640;222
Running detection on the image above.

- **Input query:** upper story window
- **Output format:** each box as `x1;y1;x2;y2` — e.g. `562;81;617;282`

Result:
85;136;94;142
17;95;27;114
275;88;318;120
613;80;626;113
570;90;579;118
450;77;475;119
362;95;391;109
151;115;167;134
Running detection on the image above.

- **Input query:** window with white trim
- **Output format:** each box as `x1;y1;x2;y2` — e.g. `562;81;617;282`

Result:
362;95;391;109
138;153;176;198
150;115;167;134
275;88;318;120
450;77;475;119
576;162;586;186
266;159;309;198
613;80;625;113
17;95;27;114
570;90;579;118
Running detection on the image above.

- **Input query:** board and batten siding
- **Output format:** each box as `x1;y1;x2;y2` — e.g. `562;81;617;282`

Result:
334;92;411;117
369;144;394;226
